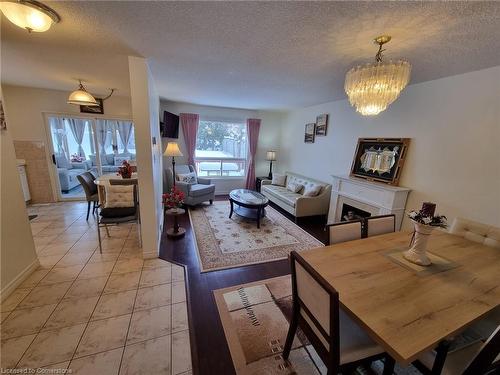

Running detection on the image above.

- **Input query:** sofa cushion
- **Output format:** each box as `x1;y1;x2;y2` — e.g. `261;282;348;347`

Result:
178;172;198;184
287;174;325;195
272;174;286;186
303;183;322;197
55;154;71;169
189;183;215;197
287;182;303;193
114;156;129;166
262;185;301;208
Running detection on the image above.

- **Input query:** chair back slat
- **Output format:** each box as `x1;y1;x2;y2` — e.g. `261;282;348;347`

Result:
77;171;97;199
290;251;340;362
327;220;363;245
366;214;395;237
296;262;331;335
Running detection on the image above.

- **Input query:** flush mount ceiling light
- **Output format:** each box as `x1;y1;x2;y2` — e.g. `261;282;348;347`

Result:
344;35;411;116
0;0;60;33
67;80;99;106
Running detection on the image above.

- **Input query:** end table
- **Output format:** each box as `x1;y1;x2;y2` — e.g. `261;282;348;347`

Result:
165;208;186;239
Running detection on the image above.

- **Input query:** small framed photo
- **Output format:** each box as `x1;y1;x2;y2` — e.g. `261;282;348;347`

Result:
80;98;104;114
304;123;316;143
315;114;328;136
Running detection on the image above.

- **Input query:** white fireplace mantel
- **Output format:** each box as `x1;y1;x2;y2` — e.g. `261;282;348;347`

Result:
328;175;411;230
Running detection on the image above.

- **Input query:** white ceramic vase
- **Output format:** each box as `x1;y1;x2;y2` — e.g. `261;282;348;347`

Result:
403;221;434;266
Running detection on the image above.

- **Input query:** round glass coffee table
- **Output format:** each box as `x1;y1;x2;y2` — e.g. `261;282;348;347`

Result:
229;189;269;228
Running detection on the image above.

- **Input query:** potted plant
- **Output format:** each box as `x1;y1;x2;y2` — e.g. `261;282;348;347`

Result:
403;203;447;266
162;187;185;213
117;160;133;179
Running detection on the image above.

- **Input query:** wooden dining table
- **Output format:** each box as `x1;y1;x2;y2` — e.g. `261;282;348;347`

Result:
299;230;500;366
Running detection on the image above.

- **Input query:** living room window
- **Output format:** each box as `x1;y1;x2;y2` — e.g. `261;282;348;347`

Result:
194;120;247;177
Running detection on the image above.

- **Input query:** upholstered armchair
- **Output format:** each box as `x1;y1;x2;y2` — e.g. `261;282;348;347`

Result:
166;165;215;206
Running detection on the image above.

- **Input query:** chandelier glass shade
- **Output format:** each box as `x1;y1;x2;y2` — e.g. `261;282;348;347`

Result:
0;1;60;33
67;82;99;106
345;36;411;116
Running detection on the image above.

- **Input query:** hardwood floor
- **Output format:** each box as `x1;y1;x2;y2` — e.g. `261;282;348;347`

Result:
159;197;327;375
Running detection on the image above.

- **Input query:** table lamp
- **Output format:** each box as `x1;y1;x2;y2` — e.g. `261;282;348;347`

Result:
266;150;277;179
164;142;183;187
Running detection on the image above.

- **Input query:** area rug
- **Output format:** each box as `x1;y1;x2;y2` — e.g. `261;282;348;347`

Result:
189;201;324;272
214;276;423;375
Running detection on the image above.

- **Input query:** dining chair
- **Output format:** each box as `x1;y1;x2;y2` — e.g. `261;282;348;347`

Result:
283;251;394;375
96;182;139;253
326;220;363;245
449;217;500;249
415;325;500;375
77;171;98;221
365;214;396;237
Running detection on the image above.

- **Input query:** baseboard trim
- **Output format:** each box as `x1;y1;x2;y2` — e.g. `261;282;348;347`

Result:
0;257;40;302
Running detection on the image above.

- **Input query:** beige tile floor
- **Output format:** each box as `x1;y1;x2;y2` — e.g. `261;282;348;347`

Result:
1;202;192;375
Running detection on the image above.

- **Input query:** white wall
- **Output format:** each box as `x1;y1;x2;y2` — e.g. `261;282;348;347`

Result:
1;92;39;299
129;57;163;259
160;100;284;194
3;85;132;142
279;66;500;230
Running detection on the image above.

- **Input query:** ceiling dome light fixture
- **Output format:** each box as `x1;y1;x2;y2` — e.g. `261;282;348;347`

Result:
344;35;411;116
0;0;60;33
67;80;99;106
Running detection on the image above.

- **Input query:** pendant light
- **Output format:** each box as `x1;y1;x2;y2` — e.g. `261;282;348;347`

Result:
0;0;60;33
345;36;411;116
67;80;99;106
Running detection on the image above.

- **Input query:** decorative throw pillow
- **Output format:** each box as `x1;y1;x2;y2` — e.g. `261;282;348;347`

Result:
287;182;303;193
272;174;286;186
177;172;197;184
114;156;128;166
303;184;322;197
105;185;134;208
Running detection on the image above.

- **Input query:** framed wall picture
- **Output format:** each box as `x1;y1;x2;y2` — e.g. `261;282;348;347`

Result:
315;114;328;136
304;123;316;143
350;138;410;186
80;98;104;114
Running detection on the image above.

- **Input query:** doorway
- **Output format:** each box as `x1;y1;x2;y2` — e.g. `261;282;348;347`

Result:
45;115;136;201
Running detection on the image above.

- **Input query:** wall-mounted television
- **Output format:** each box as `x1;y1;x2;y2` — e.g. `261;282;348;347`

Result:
160;111;179;138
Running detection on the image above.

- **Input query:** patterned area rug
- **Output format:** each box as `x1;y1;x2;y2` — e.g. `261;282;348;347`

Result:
189;201;323;272
214;276;424;375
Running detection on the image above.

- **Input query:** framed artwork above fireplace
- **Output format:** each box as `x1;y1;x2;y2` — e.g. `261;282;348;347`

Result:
350;138;410;186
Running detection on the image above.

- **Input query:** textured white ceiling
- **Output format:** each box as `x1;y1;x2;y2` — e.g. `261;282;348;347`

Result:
2;1;499;109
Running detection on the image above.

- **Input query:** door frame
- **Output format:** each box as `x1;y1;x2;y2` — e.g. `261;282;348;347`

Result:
42;112;133;202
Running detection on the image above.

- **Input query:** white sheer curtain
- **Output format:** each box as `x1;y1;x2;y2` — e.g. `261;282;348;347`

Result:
50;117;69;160
95;120;109;154
66;118;87;158
117;121;133;153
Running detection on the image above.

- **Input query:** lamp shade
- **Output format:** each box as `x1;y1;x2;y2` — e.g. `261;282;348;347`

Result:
0;1;60;33
164;142;183;157
266;150;277;161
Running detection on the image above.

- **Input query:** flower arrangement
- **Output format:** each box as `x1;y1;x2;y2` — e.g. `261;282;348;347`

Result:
407;201;447;228
162;187;185;209
117;160;133;179
70;153;85;162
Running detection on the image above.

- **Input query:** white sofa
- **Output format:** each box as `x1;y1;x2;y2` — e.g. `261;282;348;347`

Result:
261;172;331;219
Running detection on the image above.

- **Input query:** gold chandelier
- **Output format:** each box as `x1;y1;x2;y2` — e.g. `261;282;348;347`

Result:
345;36;411;116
